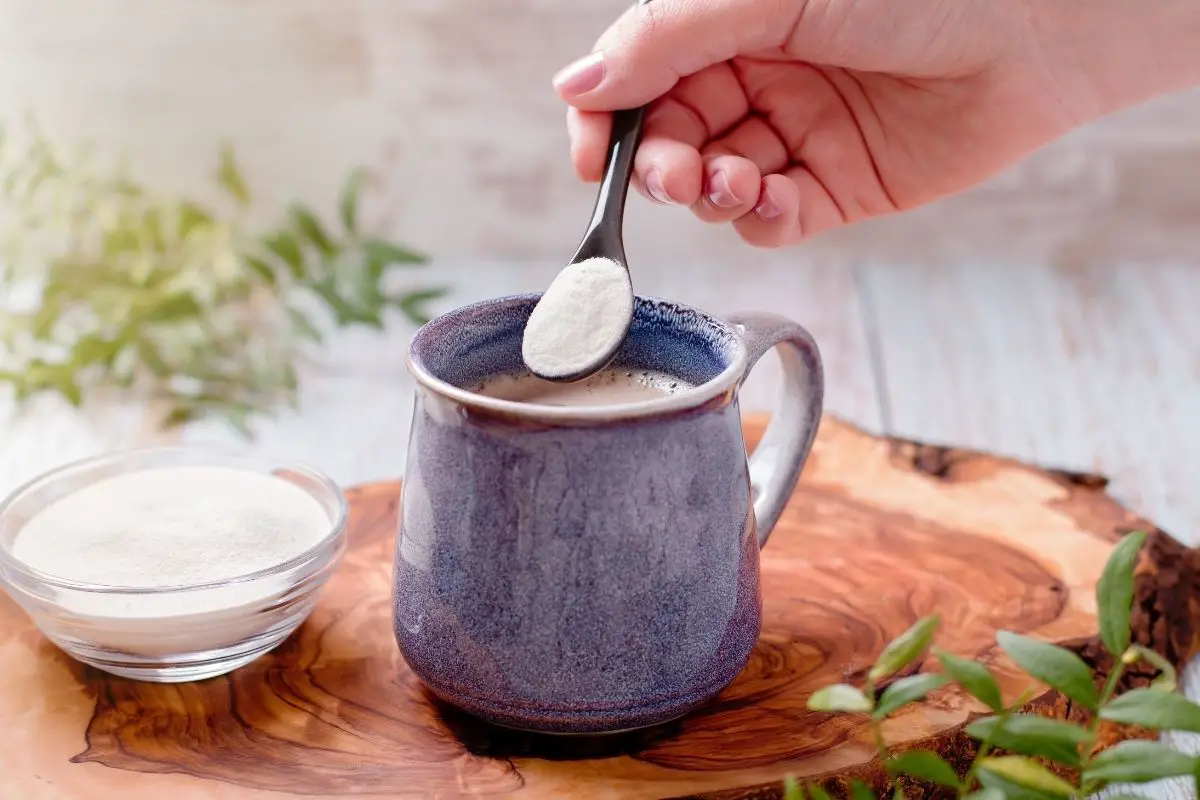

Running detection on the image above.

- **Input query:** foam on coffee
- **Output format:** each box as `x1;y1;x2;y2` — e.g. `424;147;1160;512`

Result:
469;368;693;406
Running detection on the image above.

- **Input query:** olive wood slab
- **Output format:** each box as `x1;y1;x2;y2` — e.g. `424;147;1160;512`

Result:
2;415;1197;799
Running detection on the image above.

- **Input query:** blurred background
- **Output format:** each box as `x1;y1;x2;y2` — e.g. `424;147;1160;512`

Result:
0;0;1196;536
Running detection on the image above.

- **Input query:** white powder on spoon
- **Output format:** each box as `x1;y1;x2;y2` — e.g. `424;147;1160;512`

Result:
522;257;634;380
11;465;332;656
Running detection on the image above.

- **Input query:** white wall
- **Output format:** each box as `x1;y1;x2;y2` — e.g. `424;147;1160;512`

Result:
2;0;1199;272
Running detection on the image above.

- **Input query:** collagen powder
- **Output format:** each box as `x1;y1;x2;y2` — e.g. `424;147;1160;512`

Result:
11;465;332;656
522;257;634;379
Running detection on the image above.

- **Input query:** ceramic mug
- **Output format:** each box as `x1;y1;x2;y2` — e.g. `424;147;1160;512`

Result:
393;294;823;734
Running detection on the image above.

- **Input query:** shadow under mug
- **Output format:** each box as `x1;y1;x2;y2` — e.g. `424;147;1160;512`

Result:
393;294;823;734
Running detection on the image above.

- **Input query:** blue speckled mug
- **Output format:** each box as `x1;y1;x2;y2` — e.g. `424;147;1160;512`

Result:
393;294;823;734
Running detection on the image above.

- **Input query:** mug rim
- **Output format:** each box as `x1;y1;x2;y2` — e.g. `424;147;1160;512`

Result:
405;293;749;422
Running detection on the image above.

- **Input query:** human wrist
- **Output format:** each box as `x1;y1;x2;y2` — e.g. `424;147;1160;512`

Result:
1033;0;1200;118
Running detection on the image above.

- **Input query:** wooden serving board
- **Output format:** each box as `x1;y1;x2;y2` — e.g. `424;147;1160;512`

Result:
3;416;1198;800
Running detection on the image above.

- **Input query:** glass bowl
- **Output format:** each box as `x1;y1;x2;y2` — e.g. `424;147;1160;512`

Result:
0;448;348;682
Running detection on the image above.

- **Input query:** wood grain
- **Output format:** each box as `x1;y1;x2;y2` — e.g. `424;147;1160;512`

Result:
3;414;1198;799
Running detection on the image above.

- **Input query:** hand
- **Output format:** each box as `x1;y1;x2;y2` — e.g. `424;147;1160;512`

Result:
556;0;1200;248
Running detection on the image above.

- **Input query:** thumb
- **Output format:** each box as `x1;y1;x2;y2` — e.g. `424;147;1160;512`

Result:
553;0;797;111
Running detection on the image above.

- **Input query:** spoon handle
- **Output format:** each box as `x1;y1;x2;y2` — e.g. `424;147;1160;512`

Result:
572;105;646;265
572;0;652;266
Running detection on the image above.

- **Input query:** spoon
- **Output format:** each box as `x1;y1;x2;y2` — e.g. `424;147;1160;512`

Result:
521;11;649;383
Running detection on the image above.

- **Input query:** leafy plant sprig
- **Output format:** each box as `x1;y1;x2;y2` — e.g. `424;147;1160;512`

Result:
788;531;1200;800
0;122;446;434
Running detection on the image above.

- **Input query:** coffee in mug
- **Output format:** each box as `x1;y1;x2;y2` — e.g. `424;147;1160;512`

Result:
469;368;692;406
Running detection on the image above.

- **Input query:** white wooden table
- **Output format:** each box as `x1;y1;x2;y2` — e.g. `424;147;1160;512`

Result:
1;257;1197;796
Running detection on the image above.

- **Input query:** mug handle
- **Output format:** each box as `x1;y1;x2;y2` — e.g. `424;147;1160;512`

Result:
727;313;825;548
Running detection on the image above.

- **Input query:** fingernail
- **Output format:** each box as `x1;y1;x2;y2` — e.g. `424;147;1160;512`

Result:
553;51;605;96
754;188;782;220
645;169;674;205
706;171;741;208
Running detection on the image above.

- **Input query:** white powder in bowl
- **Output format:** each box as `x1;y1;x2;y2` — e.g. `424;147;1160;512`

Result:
522;257;634;379
10;465;334;657
14;465;330;588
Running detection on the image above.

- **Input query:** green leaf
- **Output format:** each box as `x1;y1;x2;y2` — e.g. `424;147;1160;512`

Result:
965;714;1093;767
289;204;336;257
162;405;202;428
875;673;948;718
135;341;172;377
176;201;214;239
286;306;324;343
1096;531;1147;657
1124;645;1178;692
806;784;832;800
394;287;447;326
975;771;1061;800
976;756;1077;797
869;616;940;683
60;376;83;407
807;684;872;714
1100;688;1200;732
221;405;254;438
263;231;306;280
935;649;1004;711
362;238;425;267
145;293;203;323
1083;740;1199;783
244;255;277;286
850;780;875;800
339;167;365;234
73;335;122;367
311;280;383;329
891;787;904;800
996;631;1099;709
215;143;251;205
885;750;959;788
962;790;1004;800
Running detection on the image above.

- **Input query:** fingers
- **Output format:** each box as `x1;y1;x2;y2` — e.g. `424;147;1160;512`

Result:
689;114;788;222
691;154;761;221
567;108;611;182
553;0;798;111
626;66;750;206
634;135;703;206
732;174;802;248
705;115;790;174
732;167;847;248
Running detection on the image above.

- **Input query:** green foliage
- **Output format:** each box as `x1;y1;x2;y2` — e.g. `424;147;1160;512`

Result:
1096;531;1147;656
935;649;1004;712
887;750;959;788
869;616;941;682
0;123;445;434
965;715;1092;768
875;673;949;718
808;684;873;714
975;757;1075;797
851;781;876;800
961;789;1004;800
1099;688;1200;732
995;632;1099;710
791;532;1200;800
1082;740;1199;783
1123;644;1179;692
